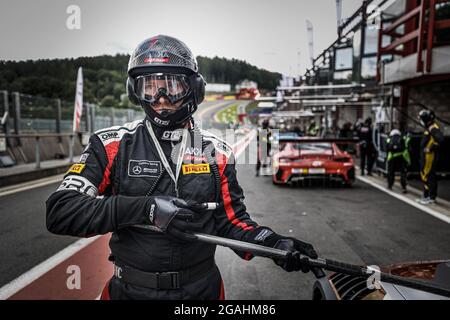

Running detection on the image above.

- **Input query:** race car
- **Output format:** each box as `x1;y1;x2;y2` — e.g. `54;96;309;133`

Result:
271;138;355;186
312;260;450;300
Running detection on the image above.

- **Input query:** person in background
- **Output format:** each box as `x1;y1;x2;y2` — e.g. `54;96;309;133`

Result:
416;109;444;205
307;119;319;136
294;125;304;137
338;122;354;152
357;117;376;176
386;129;410;193
256;119;271;176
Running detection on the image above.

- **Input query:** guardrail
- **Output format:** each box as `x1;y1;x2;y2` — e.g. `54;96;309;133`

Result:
0;133;77;169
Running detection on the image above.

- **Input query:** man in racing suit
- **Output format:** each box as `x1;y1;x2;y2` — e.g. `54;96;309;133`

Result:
417;109;444;205
46;35;318;300
357;117;376;176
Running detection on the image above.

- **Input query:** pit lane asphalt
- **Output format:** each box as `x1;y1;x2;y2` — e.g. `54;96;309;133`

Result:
216;164;450;299
1;100;449;299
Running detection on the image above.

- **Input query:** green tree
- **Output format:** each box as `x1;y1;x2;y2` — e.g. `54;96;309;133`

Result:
100;95;118;108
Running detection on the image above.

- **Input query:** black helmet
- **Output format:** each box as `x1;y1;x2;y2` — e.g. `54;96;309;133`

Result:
418;109;435;127
365;117;372;125
127;35;206;128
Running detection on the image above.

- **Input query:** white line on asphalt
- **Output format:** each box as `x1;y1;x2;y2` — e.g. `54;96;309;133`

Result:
0;236;100;300
357;175;450;225
234;130;256;159
0;174;65;197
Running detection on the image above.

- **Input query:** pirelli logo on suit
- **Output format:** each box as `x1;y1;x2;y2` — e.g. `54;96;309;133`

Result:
182;163;211;175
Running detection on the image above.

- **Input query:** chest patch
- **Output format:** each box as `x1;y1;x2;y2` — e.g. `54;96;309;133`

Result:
182;163;211;175
161;130;182;142
128;160;162;178
183;146;207;163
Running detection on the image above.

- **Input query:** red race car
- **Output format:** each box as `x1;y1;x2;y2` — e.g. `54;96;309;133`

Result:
272;138;355;186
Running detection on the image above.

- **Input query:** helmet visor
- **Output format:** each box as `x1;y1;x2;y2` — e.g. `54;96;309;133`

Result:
136;73;190;105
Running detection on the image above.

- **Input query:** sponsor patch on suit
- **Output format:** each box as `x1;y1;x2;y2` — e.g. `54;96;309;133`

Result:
128;160;161;178
78;153;89;164
182;163;211;175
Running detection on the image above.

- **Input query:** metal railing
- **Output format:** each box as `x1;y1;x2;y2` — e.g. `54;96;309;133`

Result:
0;133;77;169
0;90;144;135
0;90;145;167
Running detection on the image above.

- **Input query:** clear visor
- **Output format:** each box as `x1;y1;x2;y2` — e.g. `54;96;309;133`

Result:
136;73;190;104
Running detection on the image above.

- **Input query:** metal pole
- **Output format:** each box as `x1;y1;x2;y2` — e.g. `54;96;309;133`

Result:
134;225;288;259
12;92;21;145
111;108;115;127
35;136;40;169
90;104;96;132
1;91;10;138
69;134;74;163
56;98;62;142
426;0;436;73
389;86;394;131
1;91;8;128
86;104;92;133
357;1;368;84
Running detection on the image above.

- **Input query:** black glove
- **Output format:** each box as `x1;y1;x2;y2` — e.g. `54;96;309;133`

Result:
272;237;318;272
147;196;212;242
252;228;318;273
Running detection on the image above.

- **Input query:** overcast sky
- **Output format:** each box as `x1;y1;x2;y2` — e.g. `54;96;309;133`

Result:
0;0;363;76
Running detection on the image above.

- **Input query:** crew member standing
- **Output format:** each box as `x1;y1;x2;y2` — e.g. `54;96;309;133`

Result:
46;35;319;300
256;119;271;176
417;109;444;205
386;129;410;193
357;117;376;176
307;119;319;137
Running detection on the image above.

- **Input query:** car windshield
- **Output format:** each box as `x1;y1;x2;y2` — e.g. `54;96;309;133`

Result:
292;142;332;151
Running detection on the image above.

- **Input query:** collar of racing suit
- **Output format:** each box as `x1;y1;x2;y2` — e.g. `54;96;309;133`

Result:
146;116;193;142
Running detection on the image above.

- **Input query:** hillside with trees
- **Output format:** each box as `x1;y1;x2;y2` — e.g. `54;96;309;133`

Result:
0;55;281;108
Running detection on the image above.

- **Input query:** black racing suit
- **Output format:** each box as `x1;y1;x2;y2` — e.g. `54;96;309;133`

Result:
420;122;444;200
357;124;376;175
46;118;270;300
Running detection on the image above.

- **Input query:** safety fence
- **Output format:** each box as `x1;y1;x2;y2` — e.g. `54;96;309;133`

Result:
0;90;144;135
0;90;144;166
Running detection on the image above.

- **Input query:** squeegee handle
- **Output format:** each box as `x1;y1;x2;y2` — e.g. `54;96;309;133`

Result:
133;227;326;278
132;226;450;296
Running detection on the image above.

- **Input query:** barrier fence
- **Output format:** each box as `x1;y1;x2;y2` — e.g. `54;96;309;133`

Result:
0;90;144;135
0;90;144;167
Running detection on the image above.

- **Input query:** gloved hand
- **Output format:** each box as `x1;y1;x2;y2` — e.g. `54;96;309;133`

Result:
271;237;318;272
251;228;318;273
147;196;212;242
